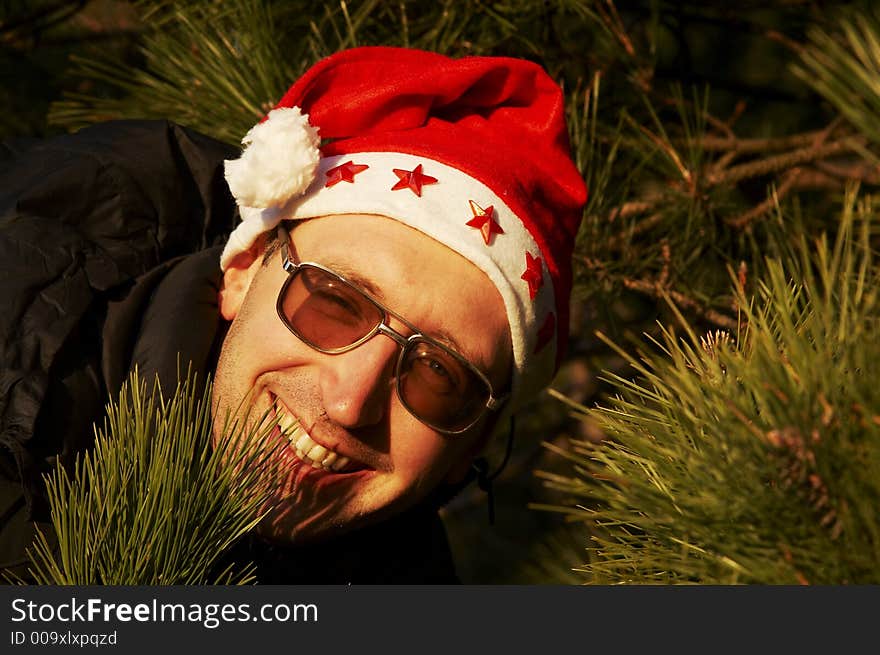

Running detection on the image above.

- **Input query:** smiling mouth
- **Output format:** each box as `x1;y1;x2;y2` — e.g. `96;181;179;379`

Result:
271;397;360;473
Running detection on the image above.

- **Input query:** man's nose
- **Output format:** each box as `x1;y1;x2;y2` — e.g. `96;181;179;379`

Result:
318;334;400;429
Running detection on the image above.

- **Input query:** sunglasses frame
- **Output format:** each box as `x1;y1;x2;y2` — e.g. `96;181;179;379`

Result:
274;223;507;435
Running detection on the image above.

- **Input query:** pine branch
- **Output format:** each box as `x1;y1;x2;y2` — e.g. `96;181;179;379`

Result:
687;129;841;154
22;369;286;585
706;136;864;186
794;9;880;148
48;0;297;142
0;0;87;40
620;277;739;331
724;168;802;229
605;211;664;248
542;192;880;584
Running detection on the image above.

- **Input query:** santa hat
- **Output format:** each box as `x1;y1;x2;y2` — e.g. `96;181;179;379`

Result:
221;46;587;413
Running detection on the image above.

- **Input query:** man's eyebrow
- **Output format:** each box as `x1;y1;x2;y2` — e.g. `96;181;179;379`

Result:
318;259;385;300
432;328;493;374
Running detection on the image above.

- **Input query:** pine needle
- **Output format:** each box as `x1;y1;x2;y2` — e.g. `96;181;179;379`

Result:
541;193;880;584
23;368;285;585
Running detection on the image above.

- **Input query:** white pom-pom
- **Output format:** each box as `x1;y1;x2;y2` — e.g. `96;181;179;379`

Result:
224;106;321;209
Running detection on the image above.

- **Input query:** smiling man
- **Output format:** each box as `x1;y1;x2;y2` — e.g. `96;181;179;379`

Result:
0;46;585;583
214;214;513;545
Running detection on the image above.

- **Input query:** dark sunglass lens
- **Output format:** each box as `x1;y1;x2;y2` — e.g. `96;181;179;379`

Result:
399;340;490;431
281;267;382;350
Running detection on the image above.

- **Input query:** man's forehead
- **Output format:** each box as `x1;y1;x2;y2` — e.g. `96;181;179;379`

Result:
288;214;474;303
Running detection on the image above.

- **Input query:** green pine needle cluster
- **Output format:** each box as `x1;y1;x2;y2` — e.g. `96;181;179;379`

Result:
540;190;880;584
46;0;556;143
25;370;283;585
48;0;294;143
796;6;880;148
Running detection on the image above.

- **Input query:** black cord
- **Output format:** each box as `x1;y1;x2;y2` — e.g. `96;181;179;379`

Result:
472;415;516;526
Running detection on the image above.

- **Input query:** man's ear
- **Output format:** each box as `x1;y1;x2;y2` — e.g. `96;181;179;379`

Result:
218;238;266;321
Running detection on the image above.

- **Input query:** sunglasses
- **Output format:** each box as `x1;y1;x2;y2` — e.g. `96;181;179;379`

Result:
275;223;507;434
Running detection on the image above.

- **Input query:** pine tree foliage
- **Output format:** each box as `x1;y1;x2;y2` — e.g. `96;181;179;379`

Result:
48;0;294;143
24;370;284;585
538;192;880;583
46;0;564;143
795;5;880;149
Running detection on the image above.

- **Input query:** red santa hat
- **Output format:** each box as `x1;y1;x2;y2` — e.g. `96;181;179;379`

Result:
221;46;587;413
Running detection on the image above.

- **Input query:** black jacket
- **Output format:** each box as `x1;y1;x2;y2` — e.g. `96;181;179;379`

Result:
0;120;459;583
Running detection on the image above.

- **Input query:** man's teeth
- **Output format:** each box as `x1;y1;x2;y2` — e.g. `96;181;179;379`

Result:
276;408;350;472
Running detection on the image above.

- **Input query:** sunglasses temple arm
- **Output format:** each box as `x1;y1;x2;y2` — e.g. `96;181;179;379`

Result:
472;414;515;526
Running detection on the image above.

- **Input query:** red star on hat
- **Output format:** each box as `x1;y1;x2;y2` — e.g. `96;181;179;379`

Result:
325;161;369;187
391;163;438;197
466;200;504;245
521;251;544;299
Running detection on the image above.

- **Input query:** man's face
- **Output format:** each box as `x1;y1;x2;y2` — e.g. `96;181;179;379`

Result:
211;213;512;544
